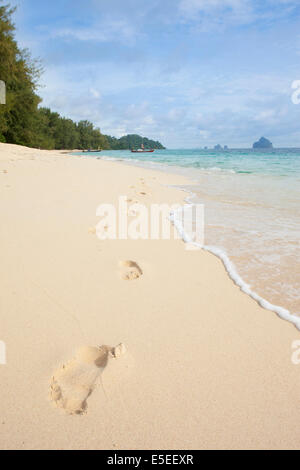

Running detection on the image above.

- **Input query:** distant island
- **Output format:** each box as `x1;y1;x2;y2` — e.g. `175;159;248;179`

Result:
213;145;229;151
253;137;273;149
105;134;165;150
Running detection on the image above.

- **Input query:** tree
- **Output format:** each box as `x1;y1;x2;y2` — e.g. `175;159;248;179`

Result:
105;134;165;150
0;3;42;145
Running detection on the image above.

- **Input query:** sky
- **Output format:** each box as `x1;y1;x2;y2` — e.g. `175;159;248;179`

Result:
8;0;300;148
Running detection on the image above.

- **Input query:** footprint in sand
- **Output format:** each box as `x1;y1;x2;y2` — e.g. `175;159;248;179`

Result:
119;260;143;281
50;344;126;415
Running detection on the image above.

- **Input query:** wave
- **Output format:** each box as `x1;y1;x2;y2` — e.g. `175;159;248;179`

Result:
100;155;238;175
194;166;237;174
170;189;300;331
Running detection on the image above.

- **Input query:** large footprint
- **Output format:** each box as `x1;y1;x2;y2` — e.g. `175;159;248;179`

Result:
50;344;125;415
119;260;143;281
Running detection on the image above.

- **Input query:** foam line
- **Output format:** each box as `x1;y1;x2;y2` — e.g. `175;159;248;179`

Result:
170;189;300;331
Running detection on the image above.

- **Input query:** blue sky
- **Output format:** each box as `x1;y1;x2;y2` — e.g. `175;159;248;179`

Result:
9;0;300;148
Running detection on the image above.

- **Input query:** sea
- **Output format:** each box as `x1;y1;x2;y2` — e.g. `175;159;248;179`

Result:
78;148;300;323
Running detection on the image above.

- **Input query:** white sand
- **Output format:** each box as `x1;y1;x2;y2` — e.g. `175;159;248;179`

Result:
0;142;300;450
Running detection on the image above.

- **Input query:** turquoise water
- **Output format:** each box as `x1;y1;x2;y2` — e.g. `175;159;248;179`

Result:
85;148;300;177
78;148;300;316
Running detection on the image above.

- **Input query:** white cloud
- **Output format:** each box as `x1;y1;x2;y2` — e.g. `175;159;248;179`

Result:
142;115;155;125
90;88;101;99
38;60;300;148
167;108;187;121
178;0;299;30
50;19;139;44
179;0;254;26
180;0;248;14
16;0;300;147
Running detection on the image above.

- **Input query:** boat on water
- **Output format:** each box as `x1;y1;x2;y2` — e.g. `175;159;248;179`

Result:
131;144;154;153
82;149;102;153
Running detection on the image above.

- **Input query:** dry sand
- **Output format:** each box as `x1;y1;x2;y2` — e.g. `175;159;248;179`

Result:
0;142;299;450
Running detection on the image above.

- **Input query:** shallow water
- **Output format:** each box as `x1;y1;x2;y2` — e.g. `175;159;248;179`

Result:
78;148;300;316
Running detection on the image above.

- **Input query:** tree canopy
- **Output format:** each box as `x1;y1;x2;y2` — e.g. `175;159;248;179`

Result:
105;134;165;150
0;3;41;145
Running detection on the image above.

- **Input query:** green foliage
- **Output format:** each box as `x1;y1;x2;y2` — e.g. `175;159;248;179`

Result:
105;134;165;150
0;4;165;151
0;3;42;146
29;109;111;150
76;120;110;150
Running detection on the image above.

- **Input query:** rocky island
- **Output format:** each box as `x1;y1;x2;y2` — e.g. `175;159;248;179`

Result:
253;137;273;149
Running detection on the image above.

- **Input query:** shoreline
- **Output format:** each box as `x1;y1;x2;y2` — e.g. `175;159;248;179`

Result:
91;151;300;329
1;142;300;449
173;189;300;330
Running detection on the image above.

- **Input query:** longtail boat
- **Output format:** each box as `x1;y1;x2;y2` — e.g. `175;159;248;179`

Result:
131;144;154;153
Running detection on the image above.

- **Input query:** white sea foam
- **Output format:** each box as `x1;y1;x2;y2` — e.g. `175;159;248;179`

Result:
100;156;127;162
207;167;236;174
170;189;300;331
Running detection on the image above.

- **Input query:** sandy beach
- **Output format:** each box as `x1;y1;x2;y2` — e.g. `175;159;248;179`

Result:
0;142;300;450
